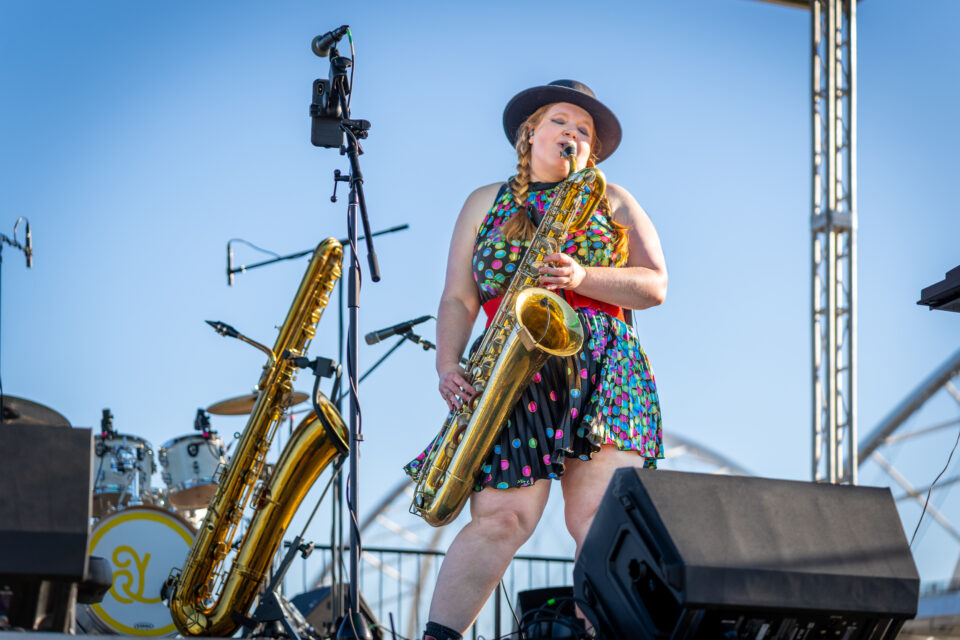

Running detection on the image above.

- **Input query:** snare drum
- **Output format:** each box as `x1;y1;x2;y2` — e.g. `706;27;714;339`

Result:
81;505;195;636
93;433;156;518
158;434;225;509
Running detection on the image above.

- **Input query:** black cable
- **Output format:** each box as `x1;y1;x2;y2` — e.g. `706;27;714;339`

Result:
514;596;599;640
500;579;521;633
910;422;960;546
229;238;282;259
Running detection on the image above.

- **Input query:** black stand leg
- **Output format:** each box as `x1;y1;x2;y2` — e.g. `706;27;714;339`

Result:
336;129;373;640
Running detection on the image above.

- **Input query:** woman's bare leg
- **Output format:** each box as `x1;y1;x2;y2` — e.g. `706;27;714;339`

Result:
427;479;551;634
560;448;651;628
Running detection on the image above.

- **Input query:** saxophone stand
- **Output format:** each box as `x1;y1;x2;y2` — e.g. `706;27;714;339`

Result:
240;460;346;640
239;355;347;640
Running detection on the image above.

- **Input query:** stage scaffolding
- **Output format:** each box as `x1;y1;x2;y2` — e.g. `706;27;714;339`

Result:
757;0;859;485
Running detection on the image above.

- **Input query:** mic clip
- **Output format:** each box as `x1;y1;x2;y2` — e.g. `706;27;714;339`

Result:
282;351;339;380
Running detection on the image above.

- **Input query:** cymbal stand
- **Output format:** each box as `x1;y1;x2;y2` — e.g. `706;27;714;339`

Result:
0;217;32;423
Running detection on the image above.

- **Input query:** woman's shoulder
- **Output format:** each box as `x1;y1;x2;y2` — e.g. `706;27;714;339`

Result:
459;181;508;226
603;182;647;223
467;181;508;205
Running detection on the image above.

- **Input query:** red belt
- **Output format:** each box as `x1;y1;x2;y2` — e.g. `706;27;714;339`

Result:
482;290;624;328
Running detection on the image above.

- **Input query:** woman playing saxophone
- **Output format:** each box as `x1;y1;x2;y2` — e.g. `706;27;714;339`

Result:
404;79;667;640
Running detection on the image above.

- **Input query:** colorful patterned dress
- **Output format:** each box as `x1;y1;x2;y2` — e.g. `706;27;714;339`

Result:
404;180;663;490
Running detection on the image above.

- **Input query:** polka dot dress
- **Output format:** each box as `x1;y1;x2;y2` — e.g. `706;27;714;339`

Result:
404;180;663;490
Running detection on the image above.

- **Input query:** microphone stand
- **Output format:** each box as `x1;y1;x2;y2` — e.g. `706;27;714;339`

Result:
316;37;376;639
226;224;408;285
337;119;375;640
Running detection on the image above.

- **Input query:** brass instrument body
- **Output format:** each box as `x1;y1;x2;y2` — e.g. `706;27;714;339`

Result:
411;166;607;527
169;239;346;636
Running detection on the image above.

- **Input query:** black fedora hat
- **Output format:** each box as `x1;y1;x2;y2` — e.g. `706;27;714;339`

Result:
502;79;622;163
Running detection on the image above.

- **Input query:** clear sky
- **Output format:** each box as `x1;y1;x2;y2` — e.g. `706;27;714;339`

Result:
1;0;958;587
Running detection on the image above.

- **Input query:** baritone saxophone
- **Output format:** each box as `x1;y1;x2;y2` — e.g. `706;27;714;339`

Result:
410;151;607;527
168;238;347;637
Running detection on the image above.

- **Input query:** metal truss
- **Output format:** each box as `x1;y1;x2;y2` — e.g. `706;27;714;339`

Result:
859;348;960;551
811;0;858;484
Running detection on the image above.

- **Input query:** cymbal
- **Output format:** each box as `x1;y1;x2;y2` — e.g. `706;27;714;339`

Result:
206;391;309;416
1;395;71;427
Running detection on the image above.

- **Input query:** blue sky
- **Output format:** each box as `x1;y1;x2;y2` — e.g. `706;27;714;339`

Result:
2;0;958;585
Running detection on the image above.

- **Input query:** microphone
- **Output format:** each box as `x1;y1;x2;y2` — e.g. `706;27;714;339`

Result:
227;241;234;286
24;220;32;268
365;315;432;345
312;25;349;58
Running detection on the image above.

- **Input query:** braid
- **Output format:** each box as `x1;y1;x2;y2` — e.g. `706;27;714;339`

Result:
500;106;550;242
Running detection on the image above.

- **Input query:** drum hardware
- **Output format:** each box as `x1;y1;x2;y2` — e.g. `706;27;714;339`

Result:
92;409;156;518
0;218;34;429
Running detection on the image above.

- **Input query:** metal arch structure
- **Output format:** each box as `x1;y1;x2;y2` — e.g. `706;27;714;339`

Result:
858;347;960;548
754;0;859;485
660;432;753;476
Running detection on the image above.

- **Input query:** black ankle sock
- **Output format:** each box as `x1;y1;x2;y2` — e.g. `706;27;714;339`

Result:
424;621;463;640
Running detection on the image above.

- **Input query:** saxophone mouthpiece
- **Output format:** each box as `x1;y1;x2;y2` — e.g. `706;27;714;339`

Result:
206;320;240;338
560;143;576;158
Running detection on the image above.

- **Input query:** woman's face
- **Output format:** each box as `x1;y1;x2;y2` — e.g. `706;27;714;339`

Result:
528;102;594;182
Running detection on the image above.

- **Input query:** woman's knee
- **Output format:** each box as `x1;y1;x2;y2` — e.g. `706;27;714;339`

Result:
470;491;546;543
563;504;596;546
471;506;538;544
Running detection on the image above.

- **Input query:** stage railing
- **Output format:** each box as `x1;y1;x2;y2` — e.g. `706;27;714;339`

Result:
300;545;575;639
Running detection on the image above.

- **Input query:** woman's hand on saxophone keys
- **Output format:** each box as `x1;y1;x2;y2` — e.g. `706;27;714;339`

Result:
539;252;585;291
438;363;475;411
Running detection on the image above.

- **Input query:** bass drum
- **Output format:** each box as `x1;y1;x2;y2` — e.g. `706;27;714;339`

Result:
78;506;195;636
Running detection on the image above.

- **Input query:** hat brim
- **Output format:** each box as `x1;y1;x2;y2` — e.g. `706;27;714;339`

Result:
502;84;622;163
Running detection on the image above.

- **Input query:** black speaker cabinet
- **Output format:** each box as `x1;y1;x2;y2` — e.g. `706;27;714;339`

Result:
574;469;920;640
0;424;93;579
290;585;382;640
0;424;93;631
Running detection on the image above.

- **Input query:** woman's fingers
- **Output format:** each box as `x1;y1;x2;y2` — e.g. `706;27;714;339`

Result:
538;253;582;290
438;369;476;410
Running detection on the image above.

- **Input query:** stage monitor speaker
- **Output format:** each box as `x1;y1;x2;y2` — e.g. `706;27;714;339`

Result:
574;469;920;640
290;584;382;640
0;424;93;631
0;424;93;579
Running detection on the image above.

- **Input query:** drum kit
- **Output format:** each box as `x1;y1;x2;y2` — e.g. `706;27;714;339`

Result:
2;390;311;637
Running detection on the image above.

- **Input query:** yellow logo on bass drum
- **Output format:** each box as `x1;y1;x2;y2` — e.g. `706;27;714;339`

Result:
110;546;162;604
